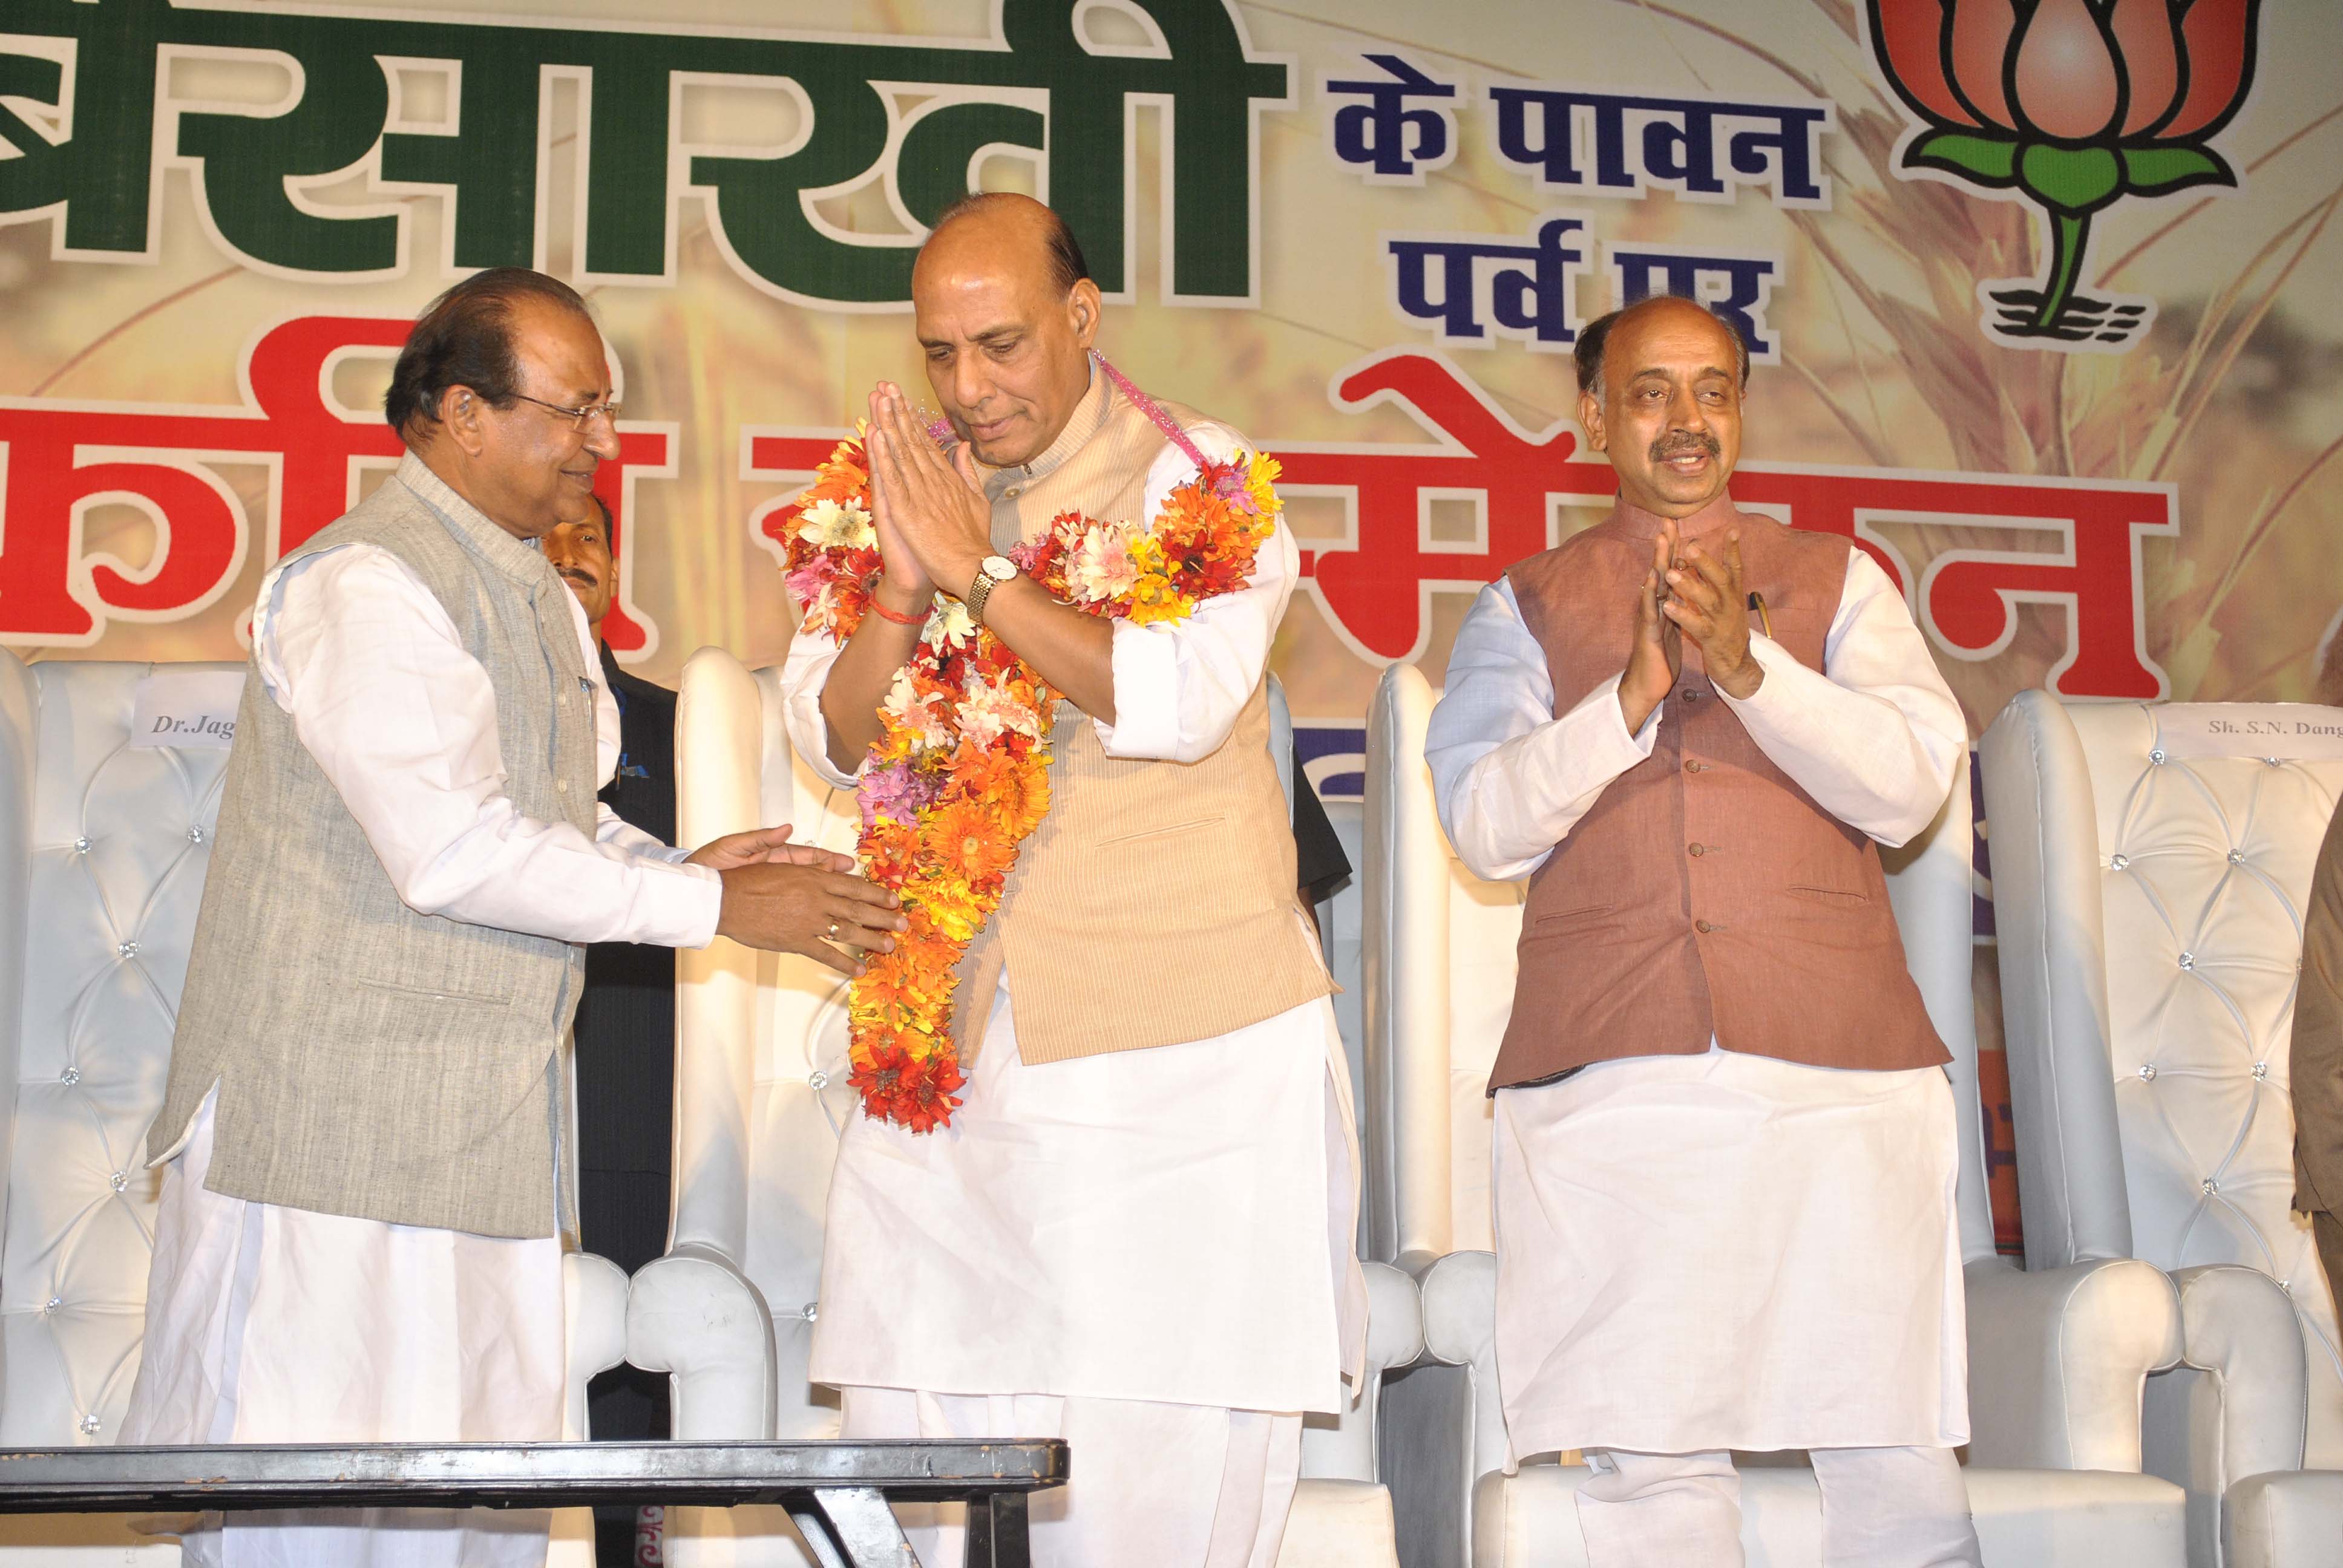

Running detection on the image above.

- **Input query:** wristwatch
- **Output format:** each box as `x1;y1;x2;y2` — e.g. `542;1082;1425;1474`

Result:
964;554;1018;626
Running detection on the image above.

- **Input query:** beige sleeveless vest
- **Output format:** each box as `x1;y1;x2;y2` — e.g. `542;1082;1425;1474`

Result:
948;371;1332;1064
149;454;598;1240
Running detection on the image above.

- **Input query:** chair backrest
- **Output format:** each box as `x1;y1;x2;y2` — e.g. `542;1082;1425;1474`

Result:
1979;693;2343;1469
1362;661;1996;1273
670;650;861;1439
0;655;237;1446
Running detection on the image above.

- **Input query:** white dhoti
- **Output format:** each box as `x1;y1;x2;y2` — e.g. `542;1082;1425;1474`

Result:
121;1091;567;1568
1492;1047;1968;1459
1494;1048;1977;1567
812;983;1366;1567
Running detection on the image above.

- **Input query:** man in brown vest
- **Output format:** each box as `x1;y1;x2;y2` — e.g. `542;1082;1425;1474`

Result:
777;194;1365;1567
1424;295;1981;1567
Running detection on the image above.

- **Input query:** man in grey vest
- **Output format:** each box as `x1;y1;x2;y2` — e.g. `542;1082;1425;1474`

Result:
122;267;902;1568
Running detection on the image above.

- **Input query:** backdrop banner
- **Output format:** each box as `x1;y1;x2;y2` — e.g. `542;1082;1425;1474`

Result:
5;0;2337;1249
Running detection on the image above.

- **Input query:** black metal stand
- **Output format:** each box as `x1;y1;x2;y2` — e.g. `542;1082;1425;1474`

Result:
0;1440;1066;1568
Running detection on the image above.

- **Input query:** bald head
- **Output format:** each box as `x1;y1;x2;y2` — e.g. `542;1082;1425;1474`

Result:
1576;295;1750;518
1575;295;1748;399
911;194;1103;467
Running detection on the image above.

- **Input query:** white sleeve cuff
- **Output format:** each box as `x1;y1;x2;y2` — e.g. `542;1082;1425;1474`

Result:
638;860;725;949
1715;633;1804;719
1574;671;1662;764
1092;619;1183;759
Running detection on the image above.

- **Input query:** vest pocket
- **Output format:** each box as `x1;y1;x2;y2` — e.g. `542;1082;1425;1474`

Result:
1530;903;1620;932
1096;814;1225;848
1785;883;1871;907
355;974;516;1008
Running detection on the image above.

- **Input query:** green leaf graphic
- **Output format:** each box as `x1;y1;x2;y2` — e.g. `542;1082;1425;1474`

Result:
1904;129;2019;186
2121;144;2238;195
2019;143;2123;214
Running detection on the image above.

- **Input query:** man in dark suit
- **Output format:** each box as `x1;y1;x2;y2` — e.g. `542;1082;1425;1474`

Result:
545;496;675;1562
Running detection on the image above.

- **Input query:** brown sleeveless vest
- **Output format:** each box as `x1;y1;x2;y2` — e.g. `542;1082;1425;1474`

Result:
946;369;1333;1065
1491;494;1947;1092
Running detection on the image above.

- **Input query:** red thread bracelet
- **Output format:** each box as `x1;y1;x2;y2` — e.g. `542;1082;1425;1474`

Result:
868;594;926;627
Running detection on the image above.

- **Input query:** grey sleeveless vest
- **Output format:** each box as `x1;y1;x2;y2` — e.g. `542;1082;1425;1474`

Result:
148;454;598;1239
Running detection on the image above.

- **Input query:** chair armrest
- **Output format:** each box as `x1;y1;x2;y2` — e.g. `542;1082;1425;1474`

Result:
1303;1261;1426;1485
1381;1250;1498;1568
1416;1250;1505;1481
561;1250;631;1440
626;1244;779;1440
1962;1255;2181;1471
2223;1469;2343;1568
1365;1258;1427;1375
2169;1264;2309;1498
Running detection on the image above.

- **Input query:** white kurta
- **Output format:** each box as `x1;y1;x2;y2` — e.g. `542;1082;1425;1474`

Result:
123;494;726;1567
1424;551;1971;1458
781;423;1366;1419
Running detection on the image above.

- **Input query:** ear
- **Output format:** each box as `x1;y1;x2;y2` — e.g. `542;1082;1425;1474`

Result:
1578;387;1608;453
1068;279;1103;351
439;384;491;458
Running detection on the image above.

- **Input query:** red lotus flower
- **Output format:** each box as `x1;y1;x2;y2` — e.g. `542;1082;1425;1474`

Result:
1867;0;2259;342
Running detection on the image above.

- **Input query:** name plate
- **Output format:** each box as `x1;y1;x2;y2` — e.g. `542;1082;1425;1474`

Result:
129;671;245;750
2154;704;2343;760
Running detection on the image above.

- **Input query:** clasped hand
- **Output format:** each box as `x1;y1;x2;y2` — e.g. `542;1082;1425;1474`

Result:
687;825;906;976
1618;521;1763;734
862;382;991;610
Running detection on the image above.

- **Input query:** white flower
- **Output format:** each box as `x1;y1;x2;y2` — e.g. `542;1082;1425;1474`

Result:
922;596;975;654
957;673;1041;749
796;497;874;551
1067;523;1141;603
881;670;951;750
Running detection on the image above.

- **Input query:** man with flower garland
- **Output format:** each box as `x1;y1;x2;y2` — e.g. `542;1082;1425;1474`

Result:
777;192;1368;1567
1426;294;1980;1567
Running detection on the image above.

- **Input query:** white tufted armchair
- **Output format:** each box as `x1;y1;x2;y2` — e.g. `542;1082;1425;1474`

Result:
1364;662;2191;1568
1980;693;2343;1568
631;648;1421;1567
0;652;628;1566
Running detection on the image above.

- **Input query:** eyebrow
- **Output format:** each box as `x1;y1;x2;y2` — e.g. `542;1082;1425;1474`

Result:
917;324;1024;351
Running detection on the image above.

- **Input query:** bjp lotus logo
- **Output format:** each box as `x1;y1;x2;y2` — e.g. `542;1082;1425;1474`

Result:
1866;0;2260;350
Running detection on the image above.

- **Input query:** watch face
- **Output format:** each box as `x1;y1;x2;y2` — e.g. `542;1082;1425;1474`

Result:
983;554;1017;581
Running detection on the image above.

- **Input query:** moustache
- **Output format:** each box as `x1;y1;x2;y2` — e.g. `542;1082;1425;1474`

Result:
1649;433;1721;463
557;568;598;587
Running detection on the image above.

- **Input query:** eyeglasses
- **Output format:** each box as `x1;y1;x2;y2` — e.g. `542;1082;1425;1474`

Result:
510;393;622;431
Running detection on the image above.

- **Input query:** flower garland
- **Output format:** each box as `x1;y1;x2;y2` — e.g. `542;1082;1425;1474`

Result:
776;385;1282;1132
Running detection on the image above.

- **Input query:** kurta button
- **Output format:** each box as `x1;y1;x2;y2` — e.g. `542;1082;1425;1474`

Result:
556;780;570;794
1694;920;1715;933
1680;689;1700;702
1688;843;1705;857
1684;760;1706;773
79;1416;99;1435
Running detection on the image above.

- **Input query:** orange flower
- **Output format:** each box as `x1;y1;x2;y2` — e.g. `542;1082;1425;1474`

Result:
780;433;1281;1132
